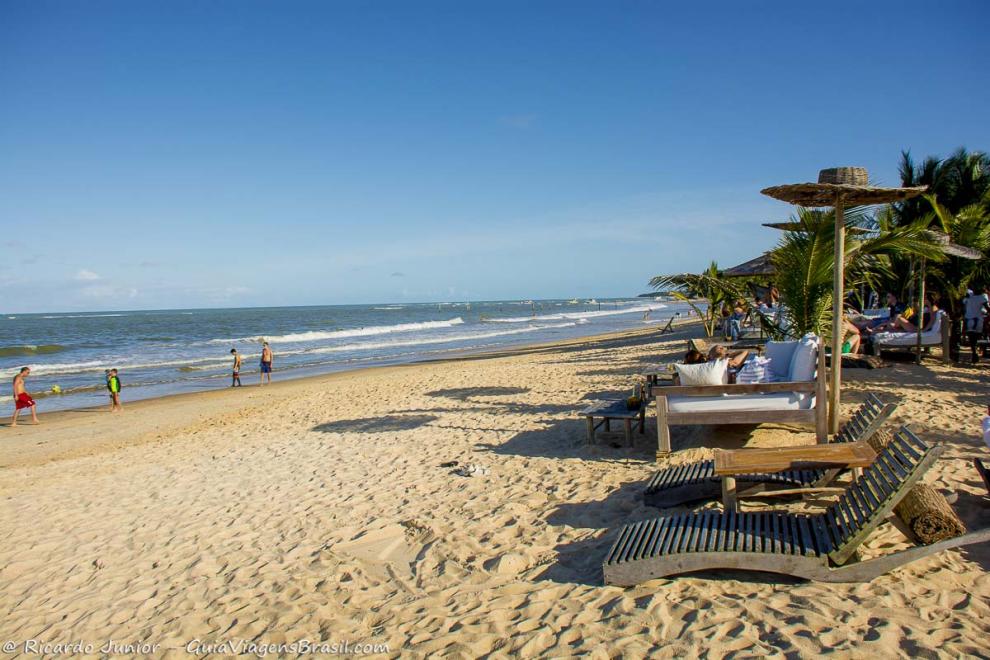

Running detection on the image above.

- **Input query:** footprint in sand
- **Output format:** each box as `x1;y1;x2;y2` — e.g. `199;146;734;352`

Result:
332;522;433;579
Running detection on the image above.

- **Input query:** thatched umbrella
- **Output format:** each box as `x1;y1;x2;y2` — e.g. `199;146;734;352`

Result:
761;167;926;434
721;253;776;277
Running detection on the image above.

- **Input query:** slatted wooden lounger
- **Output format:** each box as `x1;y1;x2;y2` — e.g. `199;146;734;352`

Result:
604;428;990;584
644;394;896;508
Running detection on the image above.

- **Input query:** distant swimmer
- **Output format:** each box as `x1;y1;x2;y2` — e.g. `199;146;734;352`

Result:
106;368;122;413
260;341;273;385
11;367;39;426
230;348;242;387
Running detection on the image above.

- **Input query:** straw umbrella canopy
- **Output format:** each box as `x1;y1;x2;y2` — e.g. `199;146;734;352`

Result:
761;167;926;434
721;253;776;277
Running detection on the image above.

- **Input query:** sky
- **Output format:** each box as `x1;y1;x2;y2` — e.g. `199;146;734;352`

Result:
1;1;989;313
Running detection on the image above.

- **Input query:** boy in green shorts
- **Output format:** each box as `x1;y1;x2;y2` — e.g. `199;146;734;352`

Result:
107;368;122;412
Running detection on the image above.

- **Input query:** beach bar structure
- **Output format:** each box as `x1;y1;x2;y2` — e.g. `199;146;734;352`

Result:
762;167;925;434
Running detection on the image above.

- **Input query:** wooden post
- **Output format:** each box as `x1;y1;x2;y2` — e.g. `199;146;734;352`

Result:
815;342;828;443
941;312;952;364
721;475;738;511
829;194;845;435
656;396;671;458
916;259;926;364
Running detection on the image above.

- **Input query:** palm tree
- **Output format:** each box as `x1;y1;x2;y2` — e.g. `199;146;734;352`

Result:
650;262;744;338
767;207;943;340
922;195;990;315
897;148;990;222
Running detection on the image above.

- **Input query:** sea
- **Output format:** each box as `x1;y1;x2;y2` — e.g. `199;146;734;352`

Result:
1;298;693;413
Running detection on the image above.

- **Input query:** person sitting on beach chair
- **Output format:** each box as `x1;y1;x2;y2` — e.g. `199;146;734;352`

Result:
868;294;938;335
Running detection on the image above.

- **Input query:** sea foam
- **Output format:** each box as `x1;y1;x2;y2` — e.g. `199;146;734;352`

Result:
212;317;466;344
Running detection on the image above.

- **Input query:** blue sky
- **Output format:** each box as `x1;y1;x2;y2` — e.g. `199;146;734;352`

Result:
1;0;988;313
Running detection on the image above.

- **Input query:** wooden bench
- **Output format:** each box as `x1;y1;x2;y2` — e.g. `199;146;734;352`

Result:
714;441;876;510
581;400;646;447
654;344;828;457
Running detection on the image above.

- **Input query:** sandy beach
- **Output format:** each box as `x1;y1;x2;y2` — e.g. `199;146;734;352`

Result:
2;322;989;657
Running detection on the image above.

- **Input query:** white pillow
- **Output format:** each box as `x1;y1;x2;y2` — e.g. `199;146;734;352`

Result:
764;341;798;381
675;359;729;386
788;334;819;382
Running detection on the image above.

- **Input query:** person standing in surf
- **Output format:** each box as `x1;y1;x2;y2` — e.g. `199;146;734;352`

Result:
11;367;39;426
260;342;273;385
230;348;242;387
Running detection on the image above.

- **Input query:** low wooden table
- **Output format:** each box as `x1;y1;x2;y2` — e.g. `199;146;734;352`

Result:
714;441;877;510
640;367;674;397
581;400;646;447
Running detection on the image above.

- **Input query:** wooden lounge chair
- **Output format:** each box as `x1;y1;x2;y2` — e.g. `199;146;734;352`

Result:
604;428;990;584
870;309;951;364
644;394;896;508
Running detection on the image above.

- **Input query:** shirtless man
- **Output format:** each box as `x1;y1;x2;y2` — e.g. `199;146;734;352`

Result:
259;342;273;385
707;345;750;369
230;349;242;387
12;367;39;427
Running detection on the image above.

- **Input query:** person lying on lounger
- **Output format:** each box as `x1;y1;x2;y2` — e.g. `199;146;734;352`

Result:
867;294;939;335
707;345;750;368
681;346;749;368
842;317;862;354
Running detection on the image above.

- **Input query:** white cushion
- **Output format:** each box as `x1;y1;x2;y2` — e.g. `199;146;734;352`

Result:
764;341;798;381
674;359;728;386
873;311;945;346
667;392;813;413
736;356;771;384
788;334;818;382
873;330;941;346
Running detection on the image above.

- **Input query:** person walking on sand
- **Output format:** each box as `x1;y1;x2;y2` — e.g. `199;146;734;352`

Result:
106;368;122;412
11;367;39;426
230;348;242;387
963;287;990;363
260;342;273;385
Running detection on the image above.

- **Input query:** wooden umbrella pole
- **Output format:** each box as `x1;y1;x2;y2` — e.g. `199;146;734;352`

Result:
916;259;926;364
829;194;845;435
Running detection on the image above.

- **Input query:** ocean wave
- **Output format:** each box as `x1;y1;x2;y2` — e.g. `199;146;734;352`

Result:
373;306;405;310
209;317;466;344
0;344;68;357
299;322;577;355
486;304;666;324
8;354;232;378
41;313;127;319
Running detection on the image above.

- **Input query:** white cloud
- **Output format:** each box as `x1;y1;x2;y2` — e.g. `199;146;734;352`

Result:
74;269;101;281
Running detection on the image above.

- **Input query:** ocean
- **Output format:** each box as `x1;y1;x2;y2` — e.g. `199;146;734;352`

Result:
1;298;692;413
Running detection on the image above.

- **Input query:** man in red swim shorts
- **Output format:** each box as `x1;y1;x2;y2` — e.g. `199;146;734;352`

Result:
12;366;39;427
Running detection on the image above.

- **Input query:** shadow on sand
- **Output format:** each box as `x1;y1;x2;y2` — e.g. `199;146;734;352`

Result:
426;386;531;401
312;414;439;434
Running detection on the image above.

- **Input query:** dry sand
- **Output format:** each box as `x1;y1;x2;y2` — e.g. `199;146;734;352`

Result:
1;323;989;657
